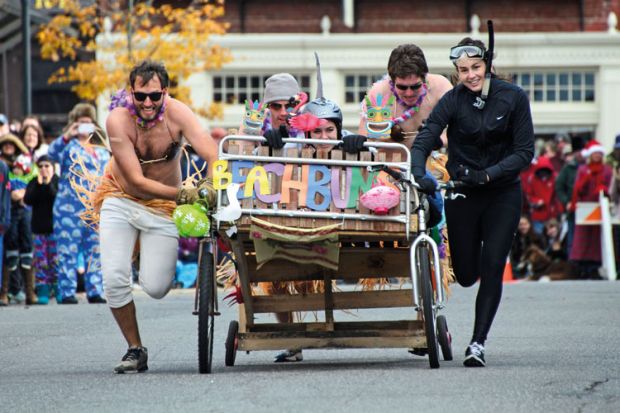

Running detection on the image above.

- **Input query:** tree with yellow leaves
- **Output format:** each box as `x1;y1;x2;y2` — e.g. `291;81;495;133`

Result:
37;0;231;119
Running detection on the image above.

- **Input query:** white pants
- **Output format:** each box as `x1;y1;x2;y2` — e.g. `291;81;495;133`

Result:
100;197;178;308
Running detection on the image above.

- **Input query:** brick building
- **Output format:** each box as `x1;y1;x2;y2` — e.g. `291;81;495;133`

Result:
173;0;619;148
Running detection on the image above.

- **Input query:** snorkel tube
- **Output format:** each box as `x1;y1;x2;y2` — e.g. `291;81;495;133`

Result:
473;20;494;110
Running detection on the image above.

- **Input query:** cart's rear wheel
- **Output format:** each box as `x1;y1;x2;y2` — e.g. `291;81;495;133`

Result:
436;315;453;361
198;243;215;374
417;244;440;369
225;320;239;366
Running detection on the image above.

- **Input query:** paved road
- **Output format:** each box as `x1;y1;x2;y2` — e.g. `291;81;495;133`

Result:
1;281;619;413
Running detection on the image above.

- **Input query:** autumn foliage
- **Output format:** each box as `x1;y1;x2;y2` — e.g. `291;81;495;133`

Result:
36;0;231;119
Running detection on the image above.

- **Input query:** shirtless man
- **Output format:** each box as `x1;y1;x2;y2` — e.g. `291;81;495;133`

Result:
102;60;217;373
342;44;452;154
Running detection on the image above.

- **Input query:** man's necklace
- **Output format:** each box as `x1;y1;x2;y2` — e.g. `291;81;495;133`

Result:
388;81;428;125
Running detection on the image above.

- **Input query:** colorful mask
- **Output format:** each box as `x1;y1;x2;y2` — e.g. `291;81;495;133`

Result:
172;202;210;238
242;100;266;135
364;94;395;140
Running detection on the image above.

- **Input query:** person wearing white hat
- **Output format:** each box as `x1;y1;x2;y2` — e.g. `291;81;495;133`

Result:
569;139;612;279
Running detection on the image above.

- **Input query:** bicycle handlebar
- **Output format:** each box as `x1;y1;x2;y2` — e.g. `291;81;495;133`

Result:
366;165;465;191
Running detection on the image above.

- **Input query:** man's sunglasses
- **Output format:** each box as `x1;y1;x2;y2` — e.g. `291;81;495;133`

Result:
133;91;164;102
268;102;297;111
394;82;424;91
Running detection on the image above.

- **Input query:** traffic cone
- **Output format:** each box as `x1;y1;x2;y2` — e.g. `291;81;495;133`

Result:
503;257;515;283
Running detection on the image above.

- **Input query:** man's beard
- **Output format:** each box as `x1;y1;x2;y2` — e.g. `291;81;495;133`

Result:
138;103;162;121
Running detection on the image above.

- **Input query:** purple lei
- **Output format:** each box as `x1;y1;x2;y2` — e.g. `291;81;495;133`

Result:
388;80;428;125
109;89;166;130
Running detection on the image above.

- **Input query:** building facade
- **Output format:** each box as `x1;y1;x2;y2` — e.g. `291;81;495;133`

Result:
181;0;620;148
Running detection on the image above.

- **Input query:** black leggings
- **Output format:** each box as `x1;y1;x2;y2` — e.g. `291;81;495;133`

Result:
444;182;521;345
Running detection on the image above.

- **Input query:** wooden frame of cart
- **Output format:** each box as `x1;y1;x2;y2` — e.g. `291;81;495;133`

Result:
194;136;453;373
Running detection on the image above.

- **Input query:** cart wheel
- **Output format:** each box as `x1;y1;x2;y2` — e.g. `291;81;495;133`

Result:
198;242;215;374
436;315;453;361
417;244;440;369
225;320;239;366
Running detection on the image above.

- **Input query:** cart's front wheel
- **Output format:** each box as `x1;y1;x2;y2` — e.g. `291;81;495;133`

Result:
198;243;215;374
225;320;239;366
436;315;453;361
417;244;440;369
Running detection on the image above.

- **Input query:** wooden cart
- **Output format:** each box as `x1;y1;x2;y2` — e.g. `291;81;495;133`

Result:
194;136;452;373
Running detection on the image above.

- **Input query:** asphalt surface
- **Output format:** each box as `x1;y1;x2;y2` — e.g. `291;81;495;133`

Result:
1;281;619;413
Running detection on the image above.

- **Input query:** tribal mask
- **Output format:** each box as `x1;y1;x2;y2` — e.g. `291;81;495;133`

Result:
364;94;395;141
243;100;266;135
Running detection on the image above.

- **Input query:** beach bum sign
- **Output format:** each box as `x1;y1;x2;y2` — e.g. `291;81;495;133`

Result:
211;159;399;211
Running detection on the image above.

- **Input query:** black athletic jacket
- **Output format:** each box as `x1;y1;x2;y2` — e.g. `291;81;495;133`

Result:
412;77;535;188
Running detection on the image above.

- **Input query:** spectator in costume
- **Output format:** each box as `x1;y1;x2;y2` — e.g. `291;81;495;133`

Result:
48;103;110;304
568;140;612;279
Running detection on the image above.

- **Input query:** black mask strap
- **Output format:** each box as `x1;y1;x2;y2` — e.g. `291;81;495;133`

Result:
473;20;494;110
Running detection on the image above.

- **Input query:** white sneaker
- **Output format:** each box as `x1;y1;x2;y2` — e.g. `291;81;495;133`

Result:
463;342;485;367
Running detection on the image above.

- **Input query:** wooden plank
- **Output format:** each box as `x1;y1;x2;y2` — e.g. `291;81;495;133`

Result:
372;151;387;233
387;151;402;233
254;146;270;211
238;335;426;351
329;149;345;219
247;248;411;282
238;303;247;333
344;151;358;231
240;144;254;229
227;236;255;327
358;151;372;231
301;146;316;229
270;147;284;226
323;270;334;329
281;146;301;229
247;319;423;333
252;289;414;313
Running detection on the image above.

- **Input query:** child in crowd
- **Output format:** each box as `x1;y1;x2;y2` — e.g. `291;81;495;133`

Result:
24;155;58;304
6;153;38;304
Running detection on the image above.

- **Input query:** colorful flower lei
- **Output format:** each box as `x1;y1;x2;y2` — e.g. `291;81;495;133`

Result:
388;80;428;125
109;89;166;130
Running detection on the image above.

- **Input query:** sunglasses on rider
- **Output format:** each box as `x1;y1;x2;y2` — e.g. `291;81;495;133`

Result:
449;45;486;62
268;102;297;111
394;81;425;92
133;91;164;102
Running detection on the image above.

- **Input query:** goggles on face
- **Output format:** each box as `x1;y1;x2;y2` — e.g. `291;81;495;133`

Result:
449;45;486;62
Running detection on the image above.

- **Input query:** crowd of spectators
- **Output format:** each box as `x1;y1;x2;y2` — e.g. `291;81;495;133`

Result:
511;133;620;280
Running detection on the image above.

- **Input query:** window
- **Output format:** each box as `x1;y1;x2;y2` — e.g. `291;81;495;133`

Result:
344;73;385;104
512;70;596;103
212;74;311;104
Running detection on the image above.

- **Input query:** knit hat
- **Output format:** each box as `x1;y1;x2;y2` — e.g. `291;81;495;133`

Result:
13;154;33;174
263;73;300;104
581;140;605;158
36;154;52;166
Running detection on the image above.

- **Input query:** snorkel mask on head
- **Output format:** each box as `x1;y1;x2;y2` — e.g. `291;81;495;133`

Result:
450;20;495;110
242;100;266;135
364;94;395;141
